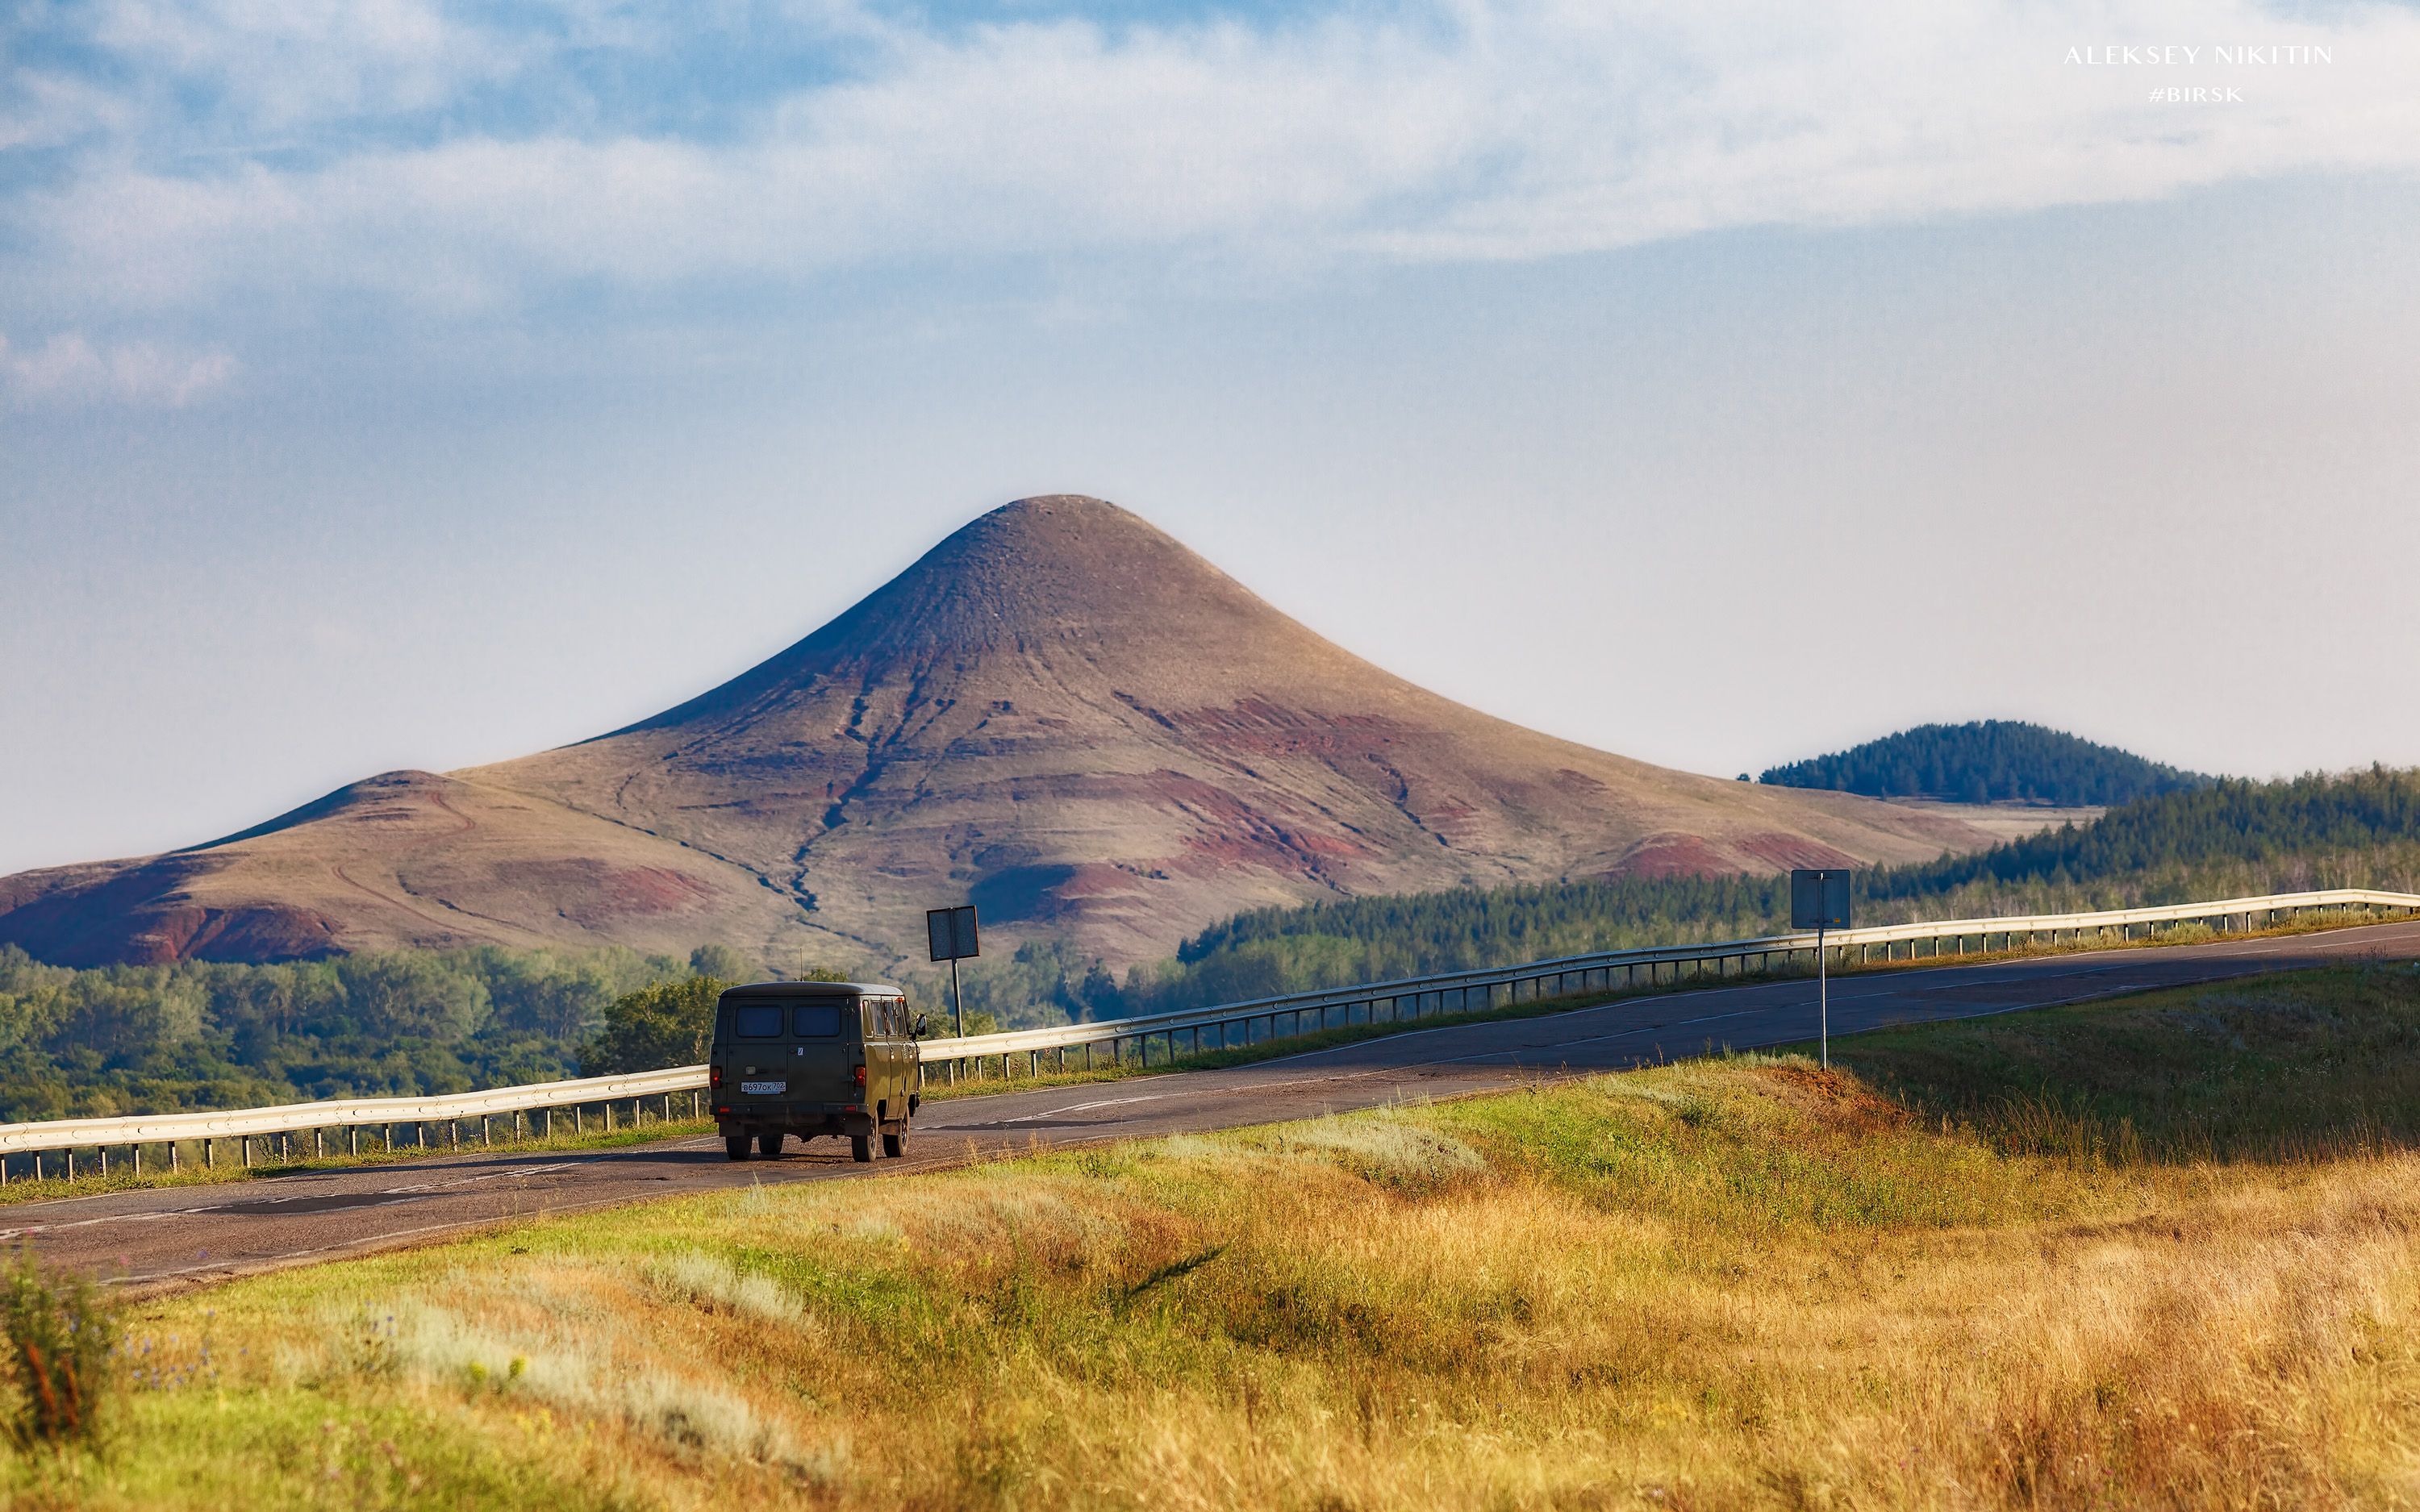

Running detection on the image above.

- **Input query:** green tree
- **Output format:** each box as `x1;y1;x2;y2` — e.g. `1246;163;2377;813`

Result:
336;953;490;1041
688;944;756;982
582;977;730;1074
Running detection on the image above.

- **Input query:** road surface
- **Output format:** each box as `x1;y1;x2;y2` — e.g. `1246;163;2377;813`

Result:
12;918;2418;1293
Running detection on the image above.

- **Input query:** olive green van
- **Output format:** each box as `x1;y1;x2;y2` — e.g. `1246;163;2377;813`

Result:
708;981;923;1163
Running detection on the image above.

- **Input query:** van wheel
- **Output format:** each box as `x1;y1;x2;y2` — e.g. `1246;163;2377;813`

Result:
883;1123;907;1158
850;1132;874;1163
757;1131;782;1159
723;1135;749;1161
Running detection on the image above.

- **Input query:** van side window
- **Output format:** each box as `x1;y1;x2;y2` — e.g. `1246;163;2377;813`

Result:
793;1003;842;1039
734;1004;784;1038
882;1002;901;1037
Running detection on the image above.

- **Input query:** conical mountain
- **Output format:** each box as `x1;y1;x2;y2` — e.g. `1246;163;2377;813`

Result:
480;495;1987;966
0;495;1996;969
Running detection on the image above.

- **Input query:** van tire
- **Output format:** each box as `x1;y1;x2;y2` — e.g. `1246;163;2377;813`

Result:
883;1124;906;1158
757;1131;783;1159
724;1135;750;1161
850;1132;874;1163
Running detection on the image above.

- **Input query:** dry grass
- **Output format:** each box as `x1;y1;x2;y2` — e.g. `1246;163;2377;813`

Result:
15;968;2420;1510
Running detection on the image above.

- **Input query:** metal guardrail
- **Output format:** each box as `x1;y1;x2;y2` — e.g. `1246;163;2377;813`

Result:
0;1065;707;1177
912;887;2420;1077
2;888;2415;1177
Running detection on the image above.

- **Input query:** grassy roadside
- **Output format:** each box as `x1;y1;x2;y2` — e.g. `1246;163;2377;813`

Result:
1830;960;2420;1162
12;962;2420;1508
6;905;2403;1209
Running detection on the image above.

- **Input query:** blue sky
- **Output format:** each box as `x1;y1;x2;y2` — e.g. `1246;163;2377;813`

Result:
3;0;2418;873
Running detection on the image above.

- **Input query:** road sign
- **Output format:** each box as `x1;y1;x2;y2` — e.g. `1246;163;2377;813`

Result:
926;906;979;963
1788;868;1851;1068
925;905;979;1039
1791;868;1852;930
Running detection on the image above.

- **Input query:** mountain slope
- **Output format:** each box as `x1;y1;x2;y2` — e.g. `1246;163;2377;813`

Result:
0;771;803;968
0;495;2003;969
1761;720;2211;806
473;496;1990;966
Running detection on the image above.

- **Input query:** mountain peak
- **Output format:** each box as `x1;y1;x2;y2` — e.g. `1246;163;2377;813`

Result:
890;492;1246;632
2;494;2002;969
912;492;1271;614
621;494;1337;735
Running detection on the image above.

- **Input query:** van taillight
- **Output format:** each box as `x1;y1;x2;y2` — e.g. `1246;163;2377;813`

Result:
852;1064;867;1088
709;1067;723;1089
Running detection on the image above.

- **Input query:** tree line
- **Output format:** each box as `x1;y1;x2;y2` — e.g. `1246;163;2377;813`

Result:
0;945;707;1123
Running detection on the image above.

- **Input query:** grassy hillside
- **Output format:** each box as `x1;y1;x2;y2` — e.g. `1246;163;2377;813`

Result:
21;964;2420;1509
1115;767;2420;1014
1759;718;2210;805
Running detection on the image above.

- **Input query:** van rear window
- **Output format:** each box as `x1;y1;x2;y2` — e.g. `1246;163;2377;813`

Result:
793;1004;842;1038
733;1004;785;1038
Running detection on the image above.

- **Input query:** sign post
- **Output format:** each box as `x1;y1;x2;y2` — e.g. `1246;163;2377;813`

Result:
925;905;980;1038
1789;869;1852;1068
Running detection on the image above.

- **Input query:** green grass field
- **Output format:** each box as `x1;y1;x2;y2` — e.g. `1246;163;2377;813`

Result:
10;963;2420;1509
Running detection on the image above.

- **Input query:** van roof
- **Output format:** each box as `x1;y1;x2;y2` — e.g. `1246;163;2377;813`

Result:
718;981;901;998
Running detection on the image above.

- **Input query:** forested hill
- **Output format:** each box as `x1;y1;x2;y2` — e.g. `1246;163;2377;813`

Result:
1115;767;2420;1016
1759;720;2211;806
1871;767;2420;898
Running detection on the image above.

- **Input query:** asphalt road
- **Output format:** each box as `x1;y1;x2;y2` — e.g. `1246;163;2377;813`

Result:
13;918;2419;1293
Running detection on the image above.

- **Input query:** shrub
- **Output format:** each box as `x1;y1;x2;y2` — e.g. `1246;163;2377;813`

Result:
582;977;732;1075
1;1248;119;1450
583;966;856;1074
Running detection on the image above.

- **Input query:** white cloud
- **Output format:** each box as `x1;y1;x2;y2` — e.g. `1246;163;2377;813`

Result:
8;0;2420;319
0;331;237;407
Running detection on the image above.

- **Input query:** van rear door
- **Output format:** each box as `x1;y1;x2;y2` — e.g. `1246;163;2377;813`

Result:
791;997;856;1105
727;999;791;1106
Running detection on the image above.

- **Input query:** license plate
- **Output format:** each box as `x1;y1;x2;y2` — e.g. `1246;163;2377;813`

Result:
739;1080;786;1096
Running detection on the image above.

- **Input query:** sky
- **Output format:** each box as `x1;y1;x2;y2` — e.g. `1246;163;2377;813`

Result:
3;0;2418;875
